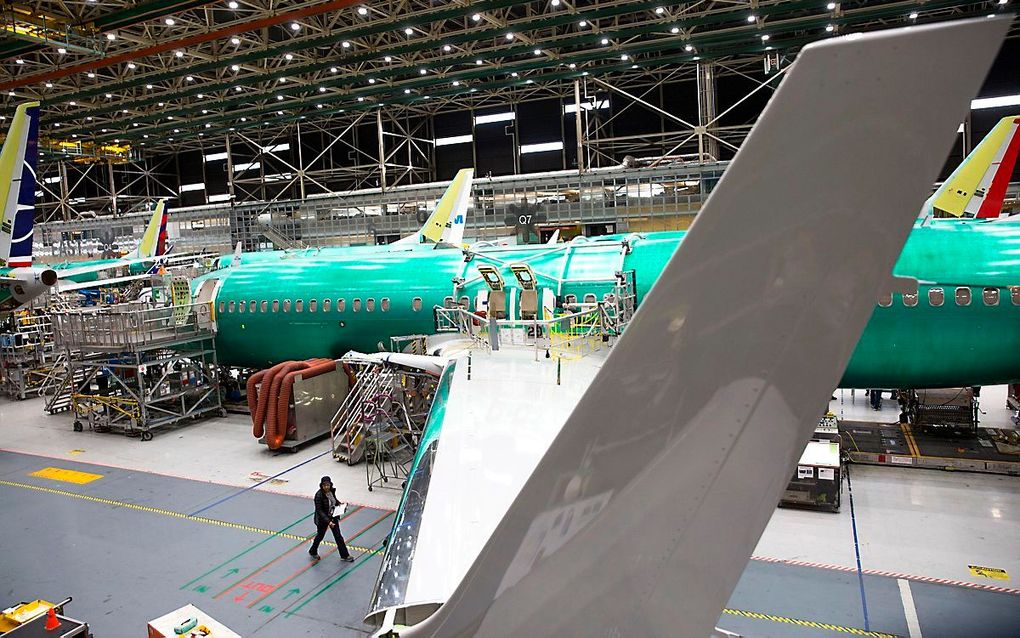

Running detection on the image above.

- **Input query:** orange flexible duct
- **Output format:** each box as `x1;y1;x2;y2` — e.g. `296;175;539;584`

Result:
249;361;292;438
263;361;312;445
267;359;338;451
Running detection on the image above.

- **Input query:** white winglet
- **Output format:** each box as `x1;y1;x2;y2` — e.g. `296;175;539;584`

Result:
404;17;1010;638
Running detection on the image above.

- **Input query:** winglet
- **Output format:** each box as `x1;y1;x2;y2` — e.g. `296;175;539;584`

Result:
0;101;40;268
129;199;169;259
924;115;1020;219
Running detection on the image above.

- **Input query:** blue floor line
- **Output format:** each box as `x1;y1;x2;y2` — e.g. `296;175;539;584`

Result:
845;463;871;631
189;449;331;516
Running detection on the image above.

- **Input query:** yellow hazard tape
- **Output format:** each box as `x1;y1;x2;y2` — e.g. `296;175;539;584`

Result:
722;608;897;637
968;565;1009;581
0;478;383;555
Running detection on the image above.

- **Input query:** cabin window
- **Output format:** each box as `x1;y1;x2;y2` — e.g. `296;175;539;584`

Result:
309;298;318;313
337;298;345;313
459;296;470;309
983;288;999;306
295;299;304;313
1011;286;1020;306
249;300;257;314
238;300;246;313
260;300;268;313
366;298;376;312
381;297;390;312
272;299;279;313
218;301;225;314
928;288;944;307
283;299;291;313
902;292;918;308
228;300;236;313
565;294;577;305
443;296;455;308
878;292;892;308
353;298;362;312
412;297;422;312
955;287;971;307
322;299;331;312
583;293;597;304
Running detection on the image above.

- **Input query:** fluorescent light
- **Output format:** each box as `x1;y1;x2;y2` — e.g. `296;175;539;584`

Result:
435;134;473;147
971;94;1020;110
520;141;564;154
474;111;515;125
180;182;205;193
563;99;609;114
204;151;229;162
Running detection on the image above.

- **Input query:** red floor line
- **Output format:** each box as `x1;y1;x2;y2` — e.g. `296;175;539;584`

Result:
750;555;1020;595
215;505;365;600
0;447;395;511
244;509;391;609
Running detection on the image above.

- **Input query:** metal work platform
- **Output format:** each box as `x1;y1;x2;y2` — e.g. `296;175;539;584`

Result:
0;311;58;401
49;302;222;440
841;420;1020;476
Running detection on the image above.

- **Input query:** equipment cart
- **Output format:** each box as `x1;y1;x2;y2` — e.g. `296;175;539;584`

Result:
779;441;842;512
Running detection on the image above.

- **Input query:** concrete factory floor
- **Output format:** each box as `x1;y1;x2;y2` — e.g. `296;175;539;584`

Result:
1;390;1017;636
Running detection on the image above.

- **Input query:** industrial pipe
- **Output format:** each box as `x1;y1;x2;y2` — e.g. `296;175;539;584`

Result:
267;359;339;450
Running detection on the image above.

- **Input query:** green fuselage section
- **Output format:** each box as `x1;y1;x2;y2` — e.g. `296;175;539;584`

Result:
194;221;1020;389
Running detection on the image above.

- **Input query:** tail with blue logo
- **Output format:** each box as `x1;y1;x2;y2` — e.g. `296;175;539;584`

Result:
394;168;473;247
0;101;40;268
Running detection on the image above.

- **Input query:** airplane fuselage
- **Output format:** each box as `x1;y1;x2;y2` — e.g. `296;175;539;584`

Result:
195;222;1020;389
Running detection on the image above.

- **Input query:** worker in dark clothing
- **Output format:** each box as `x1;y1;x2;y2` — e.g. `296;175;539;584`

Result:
869;389;882;410
309;476;355;562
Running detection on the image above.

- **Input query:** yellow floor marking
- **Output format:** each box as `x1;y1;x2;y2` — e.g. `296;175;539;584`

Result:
29;467;103;485
67;449;86;456
722;608;897;637
968;565;1009;581
0;478;381;555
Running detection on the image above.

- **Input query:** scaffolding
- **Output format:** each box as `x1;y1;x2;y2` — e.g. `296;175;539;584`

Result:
50;302;222;440
0;310;57;400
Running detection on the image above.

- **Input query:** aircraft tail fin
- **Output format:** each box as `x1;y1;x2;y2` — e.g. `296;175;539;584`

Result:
231;241;242;267
926;115;1020;219
128;199;169;260
0;101;40;268
394;168;474;247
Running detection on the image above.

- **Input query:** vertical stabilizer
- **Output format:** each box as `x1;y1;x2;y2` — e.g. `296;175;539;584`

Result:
927;115;1020;219
394;168;474;246
128;199;169;259
0;101;40;267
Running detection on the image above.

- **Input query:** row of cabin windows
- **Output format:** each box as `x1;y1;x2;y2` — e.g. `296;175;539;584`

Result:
442;292;609;310
218;296;424;315
878;286;1020;308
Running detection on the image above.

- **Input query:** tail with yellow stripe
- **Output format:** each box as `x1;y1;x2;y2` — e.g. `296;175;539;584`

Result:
0;101;40;268
127;199;169;260
924;115;1020;219
394;168;473;247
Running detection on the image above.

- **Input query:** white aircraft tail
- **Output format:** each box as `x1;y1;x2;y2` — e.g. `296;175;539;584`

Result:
394;168;473;247
403;17;1010;638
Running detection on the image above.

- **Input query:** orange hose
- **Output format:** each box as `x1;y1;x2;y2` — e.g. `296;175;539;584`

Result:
249;362;290;438
264;361;312;447
268;359;338;450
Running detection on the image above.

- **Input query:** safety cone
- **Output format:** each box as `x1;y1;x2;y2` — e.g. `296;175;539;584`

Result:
44;608;61;631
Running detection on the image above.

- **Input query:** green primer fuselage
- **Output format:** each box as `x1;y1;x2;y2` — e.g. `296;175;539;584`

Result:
195;221;1020;388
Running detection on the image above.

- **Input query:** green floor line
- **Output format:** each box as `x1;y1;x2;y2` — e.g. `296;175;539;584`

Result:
283;549;380;617
179;512;312;591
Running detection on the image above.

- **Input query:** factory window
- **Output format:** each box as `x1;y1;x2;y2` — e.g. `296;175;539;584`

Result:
928;288;944;307
955;287;971;307
983;288;999;306
877;292;892;308
238;300;246;313
1011;286;1020;306
353;298;362;312
218;301;225;314
309;299;317;313
260;300;268;313
295;299;304;313
381;297;390;312
459;296;469;309
412;297;422;312
902;292;918;307
583;293;597;304
249;300;257;314
283;299;291;313
228;300;236;313
272;299;279;313
367;298;376;312
323;299;331;312
337;298;345;312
